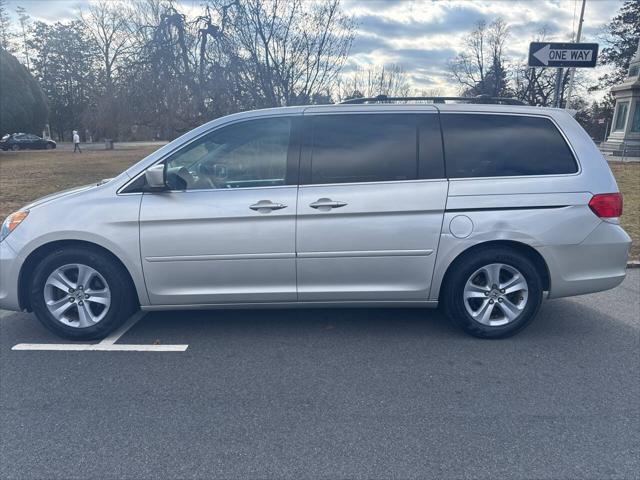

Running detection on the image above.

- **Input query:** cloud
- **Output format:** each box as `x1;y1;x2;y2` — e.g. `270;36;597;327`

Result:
345;0;623;96
5;0;83;22
5;0;624;97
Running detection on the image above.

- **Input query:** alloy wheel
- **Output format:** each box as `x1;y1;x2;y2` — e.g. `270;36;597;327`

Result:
43;263;111;328
463;263;529;327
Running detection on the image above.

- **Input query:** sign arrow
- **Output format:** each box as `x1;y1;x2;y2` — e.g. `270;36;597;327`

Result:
533;44;550;66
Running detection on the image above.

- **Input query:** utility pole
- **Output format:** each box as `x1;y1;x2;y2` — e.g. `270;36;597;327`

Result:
565;0;587;109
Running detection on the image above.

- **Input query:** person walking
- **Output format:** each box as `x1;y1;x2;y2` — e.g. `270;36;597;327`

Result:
73;130;81;153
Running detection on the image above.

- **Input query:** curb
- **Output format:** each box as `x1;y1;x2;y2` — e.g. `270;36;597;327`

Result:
628;261;640;268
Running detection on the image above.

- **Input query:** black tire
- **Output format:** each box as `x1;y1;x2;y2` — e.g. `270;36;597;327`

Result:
30;247;137;340
442;247;543;339
45;143;53;150
11;144;19;151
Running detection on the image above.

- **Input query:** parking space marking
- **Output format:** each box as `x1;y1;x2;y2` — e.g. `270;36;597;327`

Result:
12;343;188;352
98;311;146;345
11;310;189;352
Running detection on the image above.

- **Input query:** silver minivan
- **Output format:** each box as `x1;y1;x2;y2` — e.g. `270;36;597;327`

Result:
0;97;631;339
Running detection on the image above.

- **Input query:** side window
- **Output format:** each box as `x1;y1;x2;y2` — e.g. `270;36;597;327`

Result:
309;114;417;184
165;117;292;190
441;114;578;178
419;114;445;179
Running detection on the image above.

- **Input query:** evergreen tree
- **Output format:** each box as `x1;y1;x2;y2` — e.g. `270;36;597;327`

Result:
0;47;48;135
28;21;99;140
595;0;640;89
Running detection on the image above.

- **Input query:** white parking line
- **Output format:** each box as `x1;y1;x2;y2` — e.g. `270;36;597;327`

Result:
98;311;146;345
11;310;189;352
12;343;188;352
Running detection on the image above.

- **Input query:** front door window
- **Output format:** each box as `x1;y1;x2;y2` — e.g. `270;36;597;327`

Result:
165;117;292;190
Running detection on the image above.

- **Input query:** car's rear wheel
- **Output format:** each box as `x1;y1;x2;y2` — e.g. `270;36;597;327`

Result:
443;247;543;338
45;143;53;150
11;144;19;151
30;248;137;340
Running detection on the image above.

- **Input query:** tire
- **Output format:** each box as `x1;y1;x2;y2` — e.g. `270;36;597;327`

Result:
11;144;19;151
45;143;53;150
442;247;543;339
30;247;137;340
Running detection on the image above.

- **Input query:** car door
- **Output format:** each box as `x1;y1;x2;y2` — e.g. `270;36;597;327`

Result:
26;134;41;149
13;134;26;148
139;115;300;305
296;108;448;301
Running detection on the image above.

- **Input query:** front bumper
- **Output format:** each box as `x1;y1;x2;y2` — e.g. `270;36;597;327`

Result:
539;221;632;299
0;239;21;311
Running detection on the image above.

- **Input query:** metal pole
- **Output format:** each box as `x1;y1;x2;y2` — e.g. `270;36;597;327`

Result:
566;0;587;109
554;68;564;107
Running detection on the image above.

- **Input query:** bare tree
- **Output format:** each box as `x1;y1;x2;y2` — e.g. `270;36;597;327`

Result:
337;64;411;100
512;27;575;107
80;1;133;90
0;0;15;52
15;6;29;70
212;0;355;107
449;19;511;97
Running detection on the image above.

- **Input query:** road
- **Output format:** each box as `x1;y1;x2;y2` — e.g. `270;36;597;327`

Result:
1;270;638;479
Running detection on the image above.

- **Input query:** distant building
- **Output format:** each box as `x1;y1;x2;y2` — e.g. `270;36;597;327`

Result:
601;40;640;156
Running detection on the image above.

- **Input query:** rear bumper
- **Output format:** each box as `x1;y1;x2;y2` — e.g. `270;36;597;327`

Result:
539;221;631;299
0;239;21;312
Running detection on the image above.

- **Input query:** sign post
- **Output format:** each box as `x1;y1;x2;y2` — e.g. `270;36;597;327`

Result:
528;42;599;107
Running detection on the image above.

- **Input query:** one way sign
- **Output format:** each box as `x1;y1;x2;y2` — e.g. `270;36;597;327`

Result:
528;42;599;68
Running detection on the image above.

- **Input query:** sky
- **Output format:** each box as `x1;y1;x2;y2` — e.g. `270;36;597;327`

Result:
4;0;624;97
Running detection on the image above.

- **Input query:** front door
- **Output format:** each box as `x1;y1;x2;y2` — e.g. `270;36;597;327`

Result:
296;109;448;301
139;116;300;305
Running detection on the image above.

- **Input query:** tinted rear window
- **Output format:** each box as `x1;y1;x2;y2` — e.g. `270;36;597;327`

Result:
441;114;577;178
310;114;417;184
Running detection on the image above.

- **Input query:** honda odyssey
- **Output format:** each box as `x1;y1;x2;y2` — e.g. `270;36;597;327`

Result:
0;97;631;339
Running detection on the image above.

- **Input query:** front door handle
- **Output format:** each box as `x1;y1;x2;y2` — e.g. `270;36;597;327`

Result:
309;198;348;211
249;200;287;213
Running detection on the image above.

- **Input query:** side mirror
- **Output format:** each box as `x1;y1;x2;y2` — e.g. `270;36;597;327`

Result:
145;164;166;190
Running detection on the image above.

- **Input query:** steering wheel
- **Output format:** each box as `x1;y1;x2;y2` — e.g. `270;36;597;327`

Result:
197;163;227;189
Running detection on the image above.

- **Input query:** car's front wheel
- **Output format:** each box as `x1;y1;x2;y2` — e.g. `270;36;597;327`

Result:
443;247;543;338
30;247;136;340
10;144;19;151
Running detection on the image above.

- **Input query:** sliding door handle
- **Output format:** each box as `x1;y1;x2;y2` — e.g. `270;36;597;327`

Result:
250;200;287;213
309;198;348;210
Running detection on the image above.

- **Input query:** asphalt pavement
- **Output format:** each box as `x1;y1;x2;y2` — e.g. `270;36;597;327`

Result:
1;270;638;479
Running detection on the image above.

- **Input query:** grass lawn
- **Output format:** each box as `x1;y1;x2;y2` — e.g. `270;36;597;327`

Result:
609;162;640;261
0;146;159;220
1;148;638;261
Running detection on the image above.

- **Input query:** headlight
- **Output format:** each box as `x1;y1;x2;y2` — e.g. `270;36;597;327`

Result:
0;210;29;242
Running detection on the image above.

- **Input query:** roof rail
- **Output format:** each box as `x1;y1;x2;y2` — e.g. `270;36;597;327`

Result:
339;94;526;106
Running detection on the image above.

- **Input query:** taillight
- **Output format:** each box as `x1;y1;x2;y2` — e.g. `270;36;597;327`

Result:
588;193;623;218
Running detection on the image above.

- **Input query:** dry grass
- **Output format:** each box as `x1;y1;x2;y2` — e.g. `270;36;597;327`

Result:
0;147;159;219
609;162;640;261
1;148;638;260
